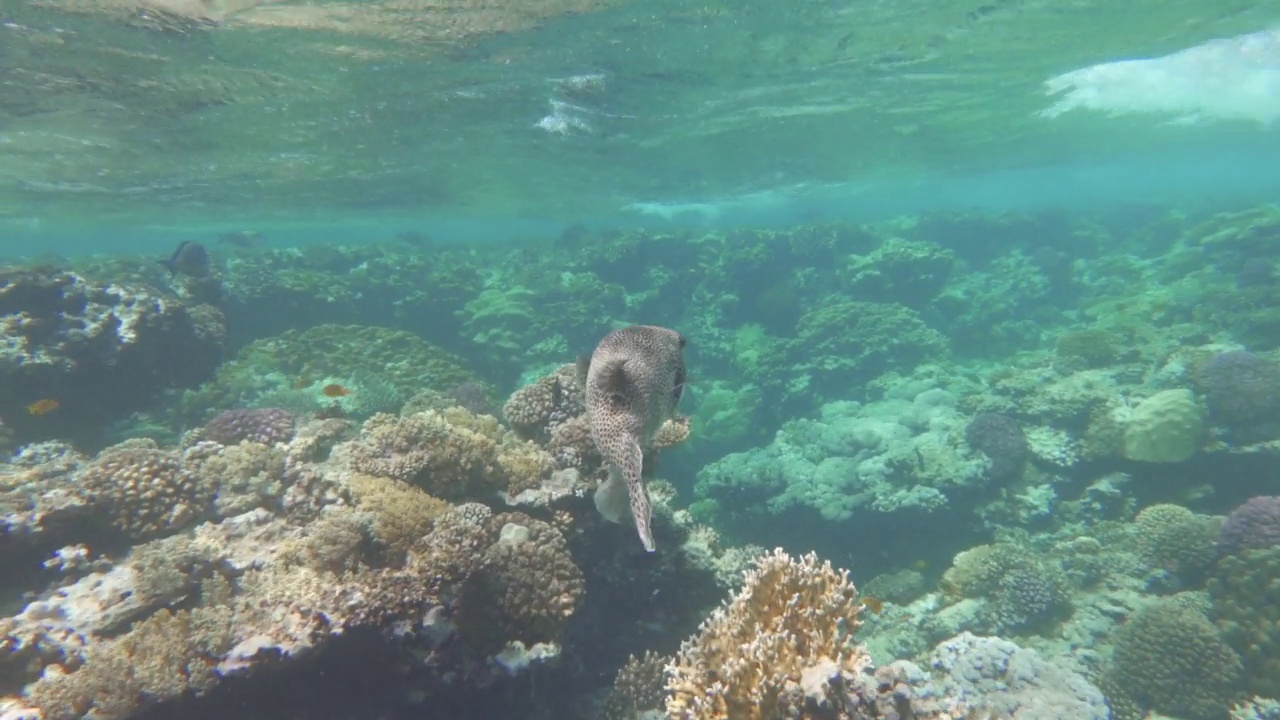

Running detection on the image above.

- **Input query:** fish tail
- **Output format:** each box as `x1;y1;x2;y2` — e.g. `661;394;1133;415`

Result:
630;484;655;552
156;259;176;277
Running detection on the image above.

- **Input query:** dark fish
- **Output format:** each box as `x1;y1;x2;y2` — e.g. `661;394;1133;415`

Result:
583;325;687;552
157;241;210;278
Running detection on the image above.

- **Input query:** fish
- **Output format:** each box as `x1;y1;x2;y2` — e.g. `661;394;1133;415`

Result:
581;325;687;552
26;398;59;415
321;383;351;397
157;241;210;278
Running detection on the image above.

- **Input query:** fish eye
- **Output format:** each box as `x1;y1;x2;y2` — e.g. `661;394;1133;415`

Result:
677;332;687;347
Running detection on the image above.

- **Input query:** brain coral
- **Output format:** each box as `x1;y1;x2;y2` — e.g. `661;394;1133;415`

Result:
78;441;212;540
1121;389;1204;463
1106;599;1245;720
1218;496;1280;557
665;548;866;720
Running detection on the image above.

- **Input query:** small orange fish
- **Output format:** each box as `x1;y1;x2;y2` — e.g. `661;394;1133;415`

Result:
321;383;351;398
27;398;59;415
859;596;885;615
293;378;311;389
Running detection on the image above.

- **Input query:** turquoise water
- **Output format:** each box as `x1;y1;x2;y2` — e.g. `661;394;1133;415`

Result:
3;2;1280;720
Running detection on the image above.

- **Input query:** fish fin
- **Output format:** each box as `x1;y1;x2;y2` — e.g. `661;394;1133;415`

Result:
155;259;176;277
593;469;629;524
575;354;591;389
594;358;630;397
550;377;562;407
619;438;655;552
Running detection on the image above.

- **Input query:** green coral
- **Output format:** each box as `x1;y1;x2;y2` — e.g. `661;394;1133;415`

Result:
1105;599;1245;720
940;542;1071;634
789;300;947;391
1211;547;1280;699
1054;328;1118;369
1133;503;1220;586
181;324;480;423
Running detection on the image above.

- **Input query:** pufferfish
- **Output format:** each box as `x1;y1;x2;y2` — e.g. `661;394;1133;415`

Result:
579;325;687;553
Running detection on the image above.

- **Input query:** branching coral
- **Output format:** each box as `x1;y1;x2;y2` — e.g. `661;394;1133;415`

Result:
77;441;212;540
665;548;866;720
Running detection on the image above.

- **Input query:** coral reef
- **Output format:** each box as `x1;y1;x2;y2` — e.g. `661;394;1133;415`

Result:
1103;599;1246;720
664;548;867;719
0;267;226;444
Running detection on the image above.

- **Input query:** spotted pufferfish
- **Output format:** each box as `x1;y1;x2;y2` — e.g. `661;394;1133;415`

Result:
579;325;687;552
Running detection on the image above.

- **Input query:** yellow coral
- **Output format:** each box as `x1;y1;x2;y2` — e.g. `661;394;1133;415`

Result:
665;548;866;720
347;473;451;560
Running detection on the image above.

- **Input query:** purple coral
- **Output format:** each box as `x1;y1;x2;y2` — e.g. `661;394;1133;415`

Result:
1217;495;1280;557
965;413;1027;481
1196;351;1280;434
203;408;296;445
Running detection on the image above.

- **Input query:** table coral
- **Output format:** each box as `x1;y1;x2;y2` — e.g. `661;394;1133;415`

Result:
665;548;866;720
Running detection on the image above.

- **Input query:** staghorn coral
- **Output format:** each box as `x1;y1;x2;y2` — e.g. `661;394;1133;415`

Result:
665;548;866;720
78;440;212;540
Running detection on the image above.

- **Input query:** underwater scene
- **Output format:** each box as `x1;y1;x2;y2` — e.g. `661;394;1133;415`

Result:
3;1;1280;720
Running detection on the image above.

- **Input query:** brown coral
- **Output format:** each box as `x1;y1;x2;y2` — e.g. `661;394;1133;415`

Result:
654;415;692;449
502;364;585;439
78;441;211;540
665;548;867;720
348;410;503;499
29;606;235;720
454;511;585;651
347;473;451;561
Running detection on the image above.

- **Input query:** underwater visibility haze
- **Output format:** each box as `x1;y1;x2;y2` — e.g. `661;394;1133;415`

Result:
2;1;1280;719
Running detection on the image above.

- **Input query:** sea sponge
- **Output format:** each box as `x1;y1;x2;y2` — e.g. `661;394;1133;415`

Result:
1122;389;1204;463
665;548;866;720
1106;599;1245;720
78;441;212;540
